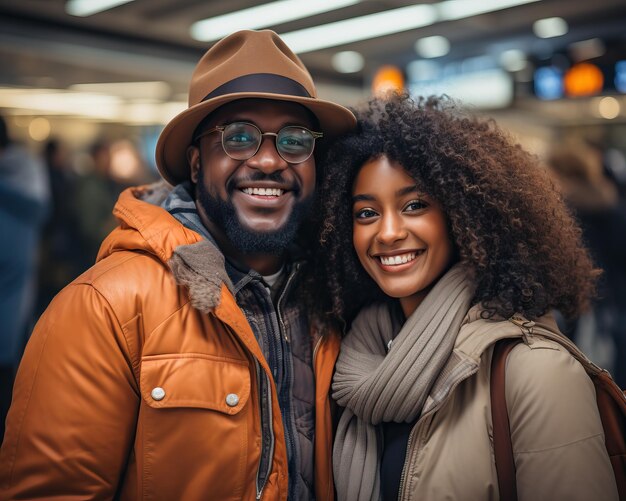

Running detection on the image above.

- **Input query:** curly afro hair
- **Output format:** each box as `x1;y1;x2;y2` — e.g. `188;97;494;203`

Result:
319;93;598;324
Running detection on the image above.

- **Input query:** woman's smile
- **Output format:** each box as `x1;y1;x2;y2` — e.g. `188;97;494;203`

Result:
374;250;423;269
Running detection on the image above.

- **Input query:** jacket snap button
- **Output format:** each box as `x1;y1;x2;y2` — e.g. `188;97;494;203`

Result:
225;393;239;407
151;387;166;401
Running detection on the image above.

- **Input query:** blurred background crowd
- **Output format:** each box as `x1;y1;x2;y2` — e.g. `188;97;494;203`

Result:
1;0;626;437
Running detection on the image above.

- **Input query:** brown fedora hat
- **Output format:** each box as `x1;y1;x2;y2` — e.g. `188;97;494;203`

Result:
155;29;357;185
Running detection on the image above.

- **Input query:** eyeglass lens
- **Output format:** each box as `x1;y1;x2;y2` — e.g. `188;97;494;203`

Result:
222;122;316;163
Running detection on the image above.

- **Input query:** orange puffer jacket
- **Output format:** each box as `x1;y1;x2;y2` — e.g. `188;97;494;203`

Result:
0;185;340;501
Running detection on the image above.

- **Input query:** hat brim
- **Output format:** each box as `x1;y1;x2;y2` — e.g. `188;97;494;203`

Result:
155;92;357;186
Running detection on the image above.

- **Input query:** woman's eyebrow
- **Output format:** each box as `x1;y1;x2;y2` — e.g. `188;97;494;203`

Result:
352;185;421;203
397;185;421;197
352;194;375;203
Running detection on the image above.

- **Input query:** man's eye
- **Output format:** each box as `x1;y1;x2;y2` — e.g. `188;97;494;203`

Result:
226;134;254;144
279;136;305;147
355;208;378;219
404;200;428;212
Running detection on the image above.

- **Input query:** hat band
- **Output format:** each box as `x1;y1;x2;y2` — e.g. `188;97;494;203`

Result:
202;73;312;102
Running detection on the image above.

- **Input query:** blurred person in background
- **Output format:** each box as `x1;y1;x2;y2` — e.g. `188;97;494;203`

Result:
0;115;50;441
588;135;626;201
548;141;626;387
108;138;157;186
37;138;84;315
74;139;123;268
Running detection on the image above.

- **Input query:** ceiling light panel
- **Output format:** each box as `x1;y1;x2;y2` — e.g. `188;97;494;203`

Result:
69;81;171;100
533;17;568;38
499;49;527;71
415;36;451;58
332;51;365;73
281;0;540;53
437;0;540;21
282;5;438;53
66;0;135;17
190;0;359;42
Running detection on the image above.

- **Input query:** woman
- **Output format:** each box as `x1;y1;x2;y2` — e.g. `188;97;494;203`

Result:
319;94;618;500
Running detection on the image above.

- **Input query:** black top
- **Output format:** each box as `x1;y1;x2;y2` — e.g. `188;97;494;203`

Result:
380;419;416;500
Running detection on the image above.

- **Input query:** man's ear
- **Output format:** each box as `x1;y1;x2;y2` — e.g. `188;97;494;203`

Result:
187;145;201;184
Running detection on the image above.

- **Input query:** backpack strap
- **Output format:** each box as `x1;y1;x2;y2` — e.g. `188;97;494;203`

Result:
592;370;626;499
491;338;523;501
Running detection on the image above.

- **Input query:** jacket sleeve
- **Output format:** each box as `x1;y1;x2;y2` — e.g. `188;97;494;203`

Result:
0;282;140;500
505;340;619;501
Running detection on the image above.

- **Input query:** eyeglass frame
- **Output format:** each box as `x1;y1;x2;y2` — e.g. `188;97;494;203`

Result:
193;121;323;164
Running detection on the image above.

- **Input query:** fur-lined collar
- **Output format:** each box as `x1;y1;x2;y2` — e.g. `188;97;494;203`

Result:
168;239;234;313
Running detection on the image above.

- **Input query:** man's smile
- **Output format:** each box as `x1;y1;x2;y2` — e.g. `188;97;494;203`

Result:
241;187;285;197
234;182;295;210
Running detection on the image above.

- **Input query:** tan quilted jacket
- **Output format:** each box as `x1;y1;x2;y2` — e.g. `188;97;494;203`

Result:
398;307;618;500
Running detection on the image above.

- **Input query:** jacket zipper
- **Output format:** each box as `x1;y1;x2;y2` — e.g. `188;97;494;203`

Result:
397;415;432;500
312;334;324;373
397;425;416;497
397;365;480;499
255;360;275;500
274;262;301;499
276;263;300;342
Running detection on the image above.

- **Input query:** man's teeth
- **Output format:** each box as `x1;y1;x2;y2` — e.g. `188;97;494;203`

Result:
379;252;417;266
242;187;284;196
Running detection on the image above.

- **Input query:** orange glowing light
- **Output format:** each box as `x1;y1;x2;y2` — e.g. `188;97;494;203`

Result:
564;63;604;97
372;65;405;95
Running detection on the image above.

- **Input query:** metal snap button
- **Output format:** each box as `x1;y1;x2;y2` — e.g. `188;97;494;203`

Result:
225;393;239;407
151;387;166;401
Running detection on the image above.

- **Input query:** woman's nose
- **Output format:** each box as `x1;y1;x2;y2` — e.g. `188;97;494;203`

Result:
376;213;408;245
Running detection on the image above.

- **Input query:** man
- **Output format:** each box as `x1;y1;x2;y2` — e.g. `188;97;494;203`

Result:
0;30;355;500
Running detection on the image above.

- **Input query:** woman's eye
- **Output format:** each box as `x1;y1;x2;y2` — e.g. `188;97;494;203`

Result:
404;200;428;212
355;208;378;219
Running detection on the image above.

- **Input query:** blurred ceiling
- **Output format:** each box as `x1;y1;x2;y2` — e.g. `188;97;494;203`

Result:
0;0;625;118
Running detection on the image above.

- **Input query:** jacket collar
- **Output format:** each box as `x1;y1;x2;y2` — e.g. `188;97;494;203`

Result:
168;240;234;312
99;183;231;311
101;182;307;313
421;305;561;416
454;304;561;357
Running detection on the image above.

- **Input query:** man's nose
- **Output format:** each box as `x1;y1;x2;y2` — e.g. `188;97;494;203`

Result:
246;136;288;173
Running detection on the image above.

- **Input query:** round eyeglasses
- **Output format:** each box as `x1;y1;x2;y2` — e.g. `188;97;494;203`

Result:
194;121;323;164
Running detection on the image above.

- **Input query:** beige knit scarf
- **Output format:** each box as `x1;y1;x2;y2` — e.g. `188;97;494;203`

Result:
332;264;474;501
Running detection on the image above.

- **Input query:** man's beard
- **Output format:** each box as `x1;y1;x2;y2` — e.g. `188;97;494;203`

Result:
196;168;313;255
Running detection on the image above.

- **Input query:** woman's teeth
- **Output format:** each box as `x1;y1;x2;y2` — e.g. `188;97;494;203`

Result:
379;252;417;266
242;187;284;196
